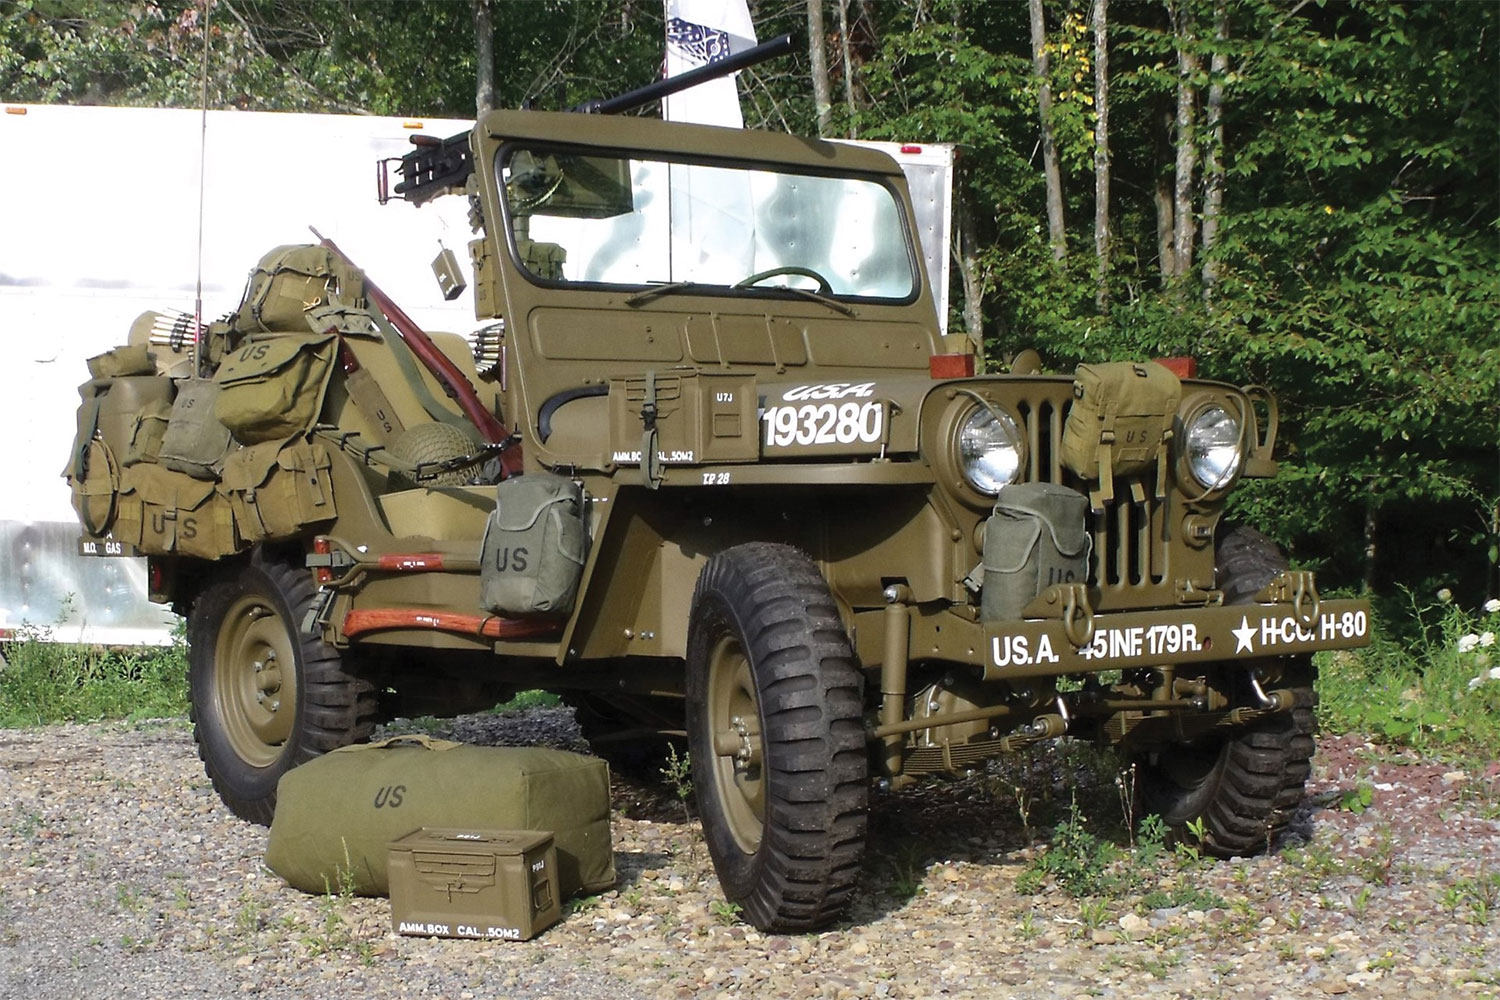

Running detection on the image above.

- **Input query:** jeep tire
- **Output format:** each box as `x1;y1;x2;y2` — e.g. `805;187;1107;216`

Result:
1137;525;1317;856
187;547;376;825
685;542;867;932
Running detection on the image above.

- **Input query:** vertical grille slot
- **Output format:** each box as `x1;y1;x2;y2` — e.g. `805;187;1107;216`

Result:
1012;387;1169;597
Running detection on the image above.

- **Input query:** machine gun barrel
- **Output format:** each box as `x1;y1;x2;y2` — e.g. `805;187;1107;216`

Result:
381;32;795;206
572;33;796;115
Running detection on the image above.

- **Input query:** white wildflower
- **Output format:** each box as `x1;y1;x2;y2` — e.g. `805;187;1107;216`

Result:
1458;633;1480;653
1482;632;1497;648
1437;588;1454;603
1485;598;1500;614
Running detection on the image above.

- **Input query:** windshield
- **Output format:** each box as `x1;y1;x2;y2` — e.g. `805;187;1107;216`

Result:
497;145;918;300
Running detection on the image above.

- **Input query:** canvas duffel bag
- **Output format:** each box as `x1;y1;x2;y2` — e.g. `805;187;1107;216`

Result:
266;736;614;899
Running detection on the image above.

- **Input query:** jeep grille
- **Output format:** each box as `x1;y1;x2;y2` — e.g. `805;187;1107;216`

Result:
1016;394;1170;602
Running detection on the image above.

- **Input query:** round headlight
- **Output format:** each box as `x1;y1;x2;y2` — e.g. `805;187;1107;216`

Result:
1183;404;1245;492
959;407;1024;494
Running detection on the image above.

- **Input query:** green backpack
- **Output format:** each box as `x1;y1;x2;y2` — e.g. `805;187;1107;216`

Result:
1059;361;1181;510
234;244;366;334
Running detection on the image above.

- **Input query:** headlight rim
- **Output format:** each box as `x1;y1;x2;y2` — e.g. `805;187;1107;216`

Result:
956;402;1026;498
1176;395;1248;496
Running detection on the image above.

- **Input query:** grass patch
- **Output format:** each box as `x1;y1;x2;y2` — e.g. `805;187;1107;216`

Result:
1316;593;1500;757
491;689;561;713
0;622;187;726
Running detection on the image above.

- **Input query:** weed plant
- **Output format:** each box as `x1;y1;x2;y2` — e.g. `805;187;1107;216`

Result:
1317;593;1500;757
0;621;186;726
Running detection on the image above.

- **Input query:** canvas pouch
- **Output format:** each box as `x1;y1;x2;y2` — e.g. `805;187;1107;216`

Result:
221;440;336;542
978;483;1092;623
213;334;337;445
68;438;120;538
159;378;234;480
85;343;155;380
124;397;175;467
479;473;587;616
1059;361;1181;510
113;462;238;557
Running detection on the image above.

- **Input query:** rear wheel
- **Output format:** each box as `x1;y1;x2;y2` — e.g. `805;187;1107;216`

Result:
187;547;375;825
685;543;867;932
1136;525;1317;856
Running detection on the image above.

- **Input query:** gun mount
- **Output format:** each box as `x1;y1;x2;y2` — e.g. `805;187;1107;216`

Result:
378;33;795;207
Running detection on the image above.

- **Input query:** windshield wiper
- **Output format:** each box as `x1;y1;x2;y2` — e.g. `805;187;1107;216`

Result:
625;281;701;306
626;280;857;316
772;286;858;317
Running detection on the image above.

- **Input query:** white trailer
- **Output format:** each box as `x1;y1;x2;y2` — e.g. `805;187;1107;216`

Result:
0;104;477;644
0;104;952;646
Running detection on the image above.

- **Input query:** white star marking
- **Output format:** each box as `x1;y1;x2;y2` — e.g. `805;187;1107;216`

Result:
1232;616;1257;654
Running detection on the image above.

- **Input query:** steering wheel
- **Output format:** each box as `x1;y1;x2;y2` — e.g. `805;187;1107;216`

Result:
732;266;834;296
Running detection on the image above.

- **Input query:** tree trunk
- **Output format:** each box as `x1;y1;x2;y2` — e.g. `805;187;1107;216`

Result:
807;1;833;137
1155;162;1175;281
1171;1;1199;283
1200;0;1229;296
837;0;858;138
1092;0;1111;312
955;184;986;360
1028;0;1067;260
473;0;495;118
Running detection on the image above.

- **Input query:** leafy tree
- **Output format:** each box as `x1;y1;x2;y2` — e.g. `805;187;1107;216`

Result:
3;0;1495;606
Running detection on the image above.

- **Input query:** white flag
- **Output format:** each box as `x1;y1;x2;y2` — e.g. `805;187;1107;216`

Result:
663;0;757;126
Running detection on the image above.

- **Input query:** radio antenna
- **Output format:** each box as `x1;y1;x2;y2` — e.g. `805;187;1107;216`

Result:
192;0;211;377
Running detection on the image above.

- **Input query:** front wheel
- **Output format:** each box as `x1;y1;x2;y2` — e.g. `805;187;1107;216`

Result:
1136;525;1316;855
187;547;376;825
686;543;867;932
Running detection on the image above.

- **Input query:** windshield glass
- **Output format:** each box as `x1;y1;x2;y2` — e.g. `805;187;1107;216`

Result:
498;145;917;300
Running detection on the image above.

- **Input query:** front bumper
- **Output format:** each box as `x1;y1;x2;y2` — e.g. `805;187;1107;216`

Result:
885;597;1372;680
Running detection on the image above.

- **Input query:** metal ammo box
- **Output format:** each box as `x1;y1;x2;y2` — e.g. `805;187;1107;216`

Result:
389;828;561;941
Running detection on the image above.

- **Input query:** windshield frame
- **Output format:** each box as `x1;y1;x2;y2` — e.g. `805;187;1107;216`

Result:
491;139;924;307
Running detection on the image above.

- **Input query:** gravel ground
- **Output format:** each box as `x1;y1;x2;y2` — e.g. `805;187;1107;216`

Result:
1;708;1497;999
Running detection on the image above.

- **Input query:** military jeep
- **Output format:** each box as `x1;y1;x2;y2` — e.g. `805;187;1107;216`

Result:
67;62;1371;932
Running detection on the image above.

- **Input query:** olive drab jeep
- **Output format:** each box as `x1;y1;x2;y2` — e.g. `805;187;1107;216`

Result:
66;38;1371;932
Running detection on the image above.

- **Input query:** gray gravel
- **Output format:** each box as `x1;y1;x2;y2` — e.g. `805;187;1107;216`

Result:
1;710;1498;999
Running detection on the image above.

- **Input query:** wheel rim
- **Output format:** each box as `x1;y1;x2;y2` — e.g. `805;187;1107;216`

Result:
705;632;765;855
212;593;297;768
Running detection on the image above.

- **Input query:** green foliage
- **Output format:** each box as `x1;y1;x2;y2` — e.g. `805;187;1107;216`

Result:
660;743;693;801
1134;813;1167;867
1019;797;1129;898
1316;596;1500;757
491;689;561;713
0;0;671;116
1140;886;1225;912
1;0;1494;612
708;898;742;925
1339;783;1375;815
0;623;187;726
